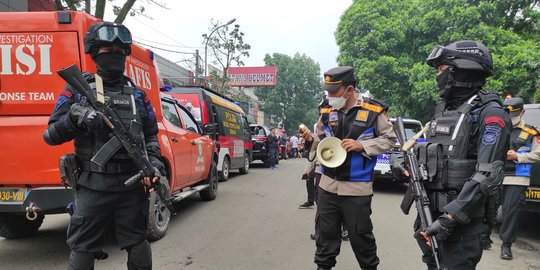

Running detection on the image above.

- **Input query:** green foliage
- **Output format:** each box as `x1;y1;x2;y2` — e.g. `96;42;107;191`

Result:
254;53;322;133
337;0;540;122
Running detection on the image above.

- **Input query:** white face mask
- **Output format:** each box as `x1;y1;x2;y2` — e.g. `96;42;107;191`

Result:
328;89;349;110
511;116;521;126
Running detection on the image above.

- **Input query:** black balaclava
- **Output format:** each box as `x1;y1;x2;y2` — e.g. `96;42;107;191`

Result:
436;66;486;109
93;51;126;86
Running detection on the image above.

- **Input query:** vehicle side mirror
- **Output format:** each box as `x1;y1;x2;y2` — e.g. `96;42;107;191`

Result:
203;123;218;136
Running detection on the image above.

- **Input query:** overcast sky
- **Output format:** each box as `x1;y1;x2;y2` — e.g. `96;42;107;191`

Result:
105;0;352;75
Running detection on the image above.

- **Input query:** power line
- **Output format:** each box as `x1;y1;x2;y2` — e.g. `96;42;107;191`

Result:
135;41;195;54
134;36;202;49
130;16;196;49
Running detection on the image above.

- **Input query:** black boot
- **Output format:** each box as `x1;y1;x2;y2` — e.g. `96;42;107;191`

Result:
500;242;513;260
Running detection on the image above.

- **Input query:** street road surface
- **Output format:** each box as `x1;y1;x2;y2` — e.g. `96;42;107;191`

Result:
1;158;539;269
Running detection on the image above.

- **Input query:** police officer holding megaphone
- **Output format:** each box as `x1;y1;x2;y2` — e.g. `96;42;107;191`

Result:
304;66;396;270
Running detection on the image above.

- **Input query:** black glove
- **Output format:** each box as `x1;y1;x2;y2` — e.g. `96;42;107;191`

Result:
390;153;407;181
69;103;107;130
425;215;458;240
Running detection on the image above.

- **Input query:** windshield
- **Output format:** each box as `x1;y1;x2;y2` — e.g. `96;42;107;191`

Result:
404;123;422;140
523;108;540;127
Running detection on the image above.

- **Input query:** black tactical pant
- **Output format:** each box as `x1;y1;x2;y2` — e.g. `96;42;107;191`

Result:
314;188;379;270
67;186;149;254
306;174;316;204
499;185;527;243
415;216;483;270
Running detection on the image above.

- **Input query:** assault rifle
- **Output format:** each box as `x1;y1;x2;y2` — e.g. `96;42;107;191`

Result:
57;64;176;215
393;117;441;270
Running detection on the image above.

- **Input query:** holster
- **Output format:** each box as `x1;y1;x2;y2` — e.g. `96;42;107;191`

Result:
59;153;80;188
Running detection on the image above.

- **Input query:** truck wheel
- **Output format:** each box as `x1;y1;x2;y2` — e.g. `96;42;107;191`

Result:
0;213;44;239
200;160;218;201
239;154;250;174
146;178;172;242
219;157;230;182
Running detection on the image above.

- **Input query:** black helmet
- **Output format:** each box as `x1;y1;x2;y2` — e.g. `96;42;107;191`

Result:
84;22;132;56
426;40;493;76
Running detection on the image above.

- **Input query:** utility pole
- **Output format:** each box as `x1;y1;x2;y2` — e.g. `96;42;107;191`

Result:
194;49;199;85
85;0;91;13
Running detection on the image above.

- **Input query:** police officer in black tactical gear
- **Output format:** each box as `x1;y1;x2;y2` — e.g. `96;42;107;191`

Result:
499;97;540;260
415;40;511;269
43;21;164;270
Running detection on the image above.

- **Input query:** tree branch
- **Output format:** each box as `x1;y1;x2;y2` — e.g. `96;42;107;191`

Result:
114;0;138;23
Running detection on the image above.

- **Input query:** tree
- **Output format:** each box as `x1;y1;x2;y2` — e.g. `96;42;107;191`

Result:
53;0;167;23
336;0;540;123
254;53;322;133
203;20;251;93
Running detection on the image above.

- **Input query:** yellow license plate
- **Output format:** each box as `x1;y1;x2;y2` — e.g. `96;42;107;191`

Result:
0;188;27;202
525;187;540;201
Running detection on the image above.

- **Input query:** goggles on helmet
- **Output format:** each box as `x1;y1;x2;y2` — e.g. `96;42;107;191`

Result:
426;44;491;70
95;24;132;45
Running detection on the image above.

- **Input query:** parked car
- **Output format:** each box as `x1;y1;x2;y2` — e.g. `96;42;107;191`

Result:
249;124;276;167
167;86;252;181
522;103;540;213
0;11;219;241
374;118;424;182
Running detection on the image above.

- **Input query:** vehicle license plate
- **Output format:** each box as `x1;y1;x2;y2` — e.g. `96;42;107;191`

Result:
0;188;27;202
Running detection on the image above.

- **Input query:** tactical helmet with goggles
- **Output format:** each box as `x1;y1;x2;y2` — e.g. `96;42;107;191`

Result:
84;22;132;56
426;40;493;76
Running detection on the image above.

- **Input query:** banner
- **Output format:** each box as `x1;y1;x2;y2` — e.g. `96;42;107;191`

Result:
227;66;277;87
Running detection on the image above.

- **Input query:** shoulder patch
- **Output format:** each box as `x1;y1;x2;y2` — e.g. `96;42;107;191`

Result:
320;107;331;114
361;102;383;113
522;125;539;136
482;125;502;146
484;116;506;128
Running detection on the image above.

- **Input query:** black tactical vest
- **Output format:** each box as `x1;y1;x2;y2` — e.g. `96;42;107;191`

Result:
505;124;537;176
73;77;144;174
321;97;384;181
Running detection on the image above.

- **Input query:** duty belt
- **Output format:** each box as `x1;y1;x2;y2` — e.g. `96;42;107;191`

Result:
80;160;138;174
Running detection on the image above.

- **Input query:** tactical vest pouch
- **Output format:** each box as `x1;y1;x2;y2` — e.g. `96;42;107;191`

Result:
59;154;80;188
414;142;443;183
446;159;476;189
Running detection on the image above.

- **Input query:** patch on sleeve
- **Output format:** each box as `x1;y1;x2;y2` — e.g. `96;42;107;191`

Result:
356;110;369;122
481;125;502;146
60;89;73;99
53;95;70;112
484;116;506;128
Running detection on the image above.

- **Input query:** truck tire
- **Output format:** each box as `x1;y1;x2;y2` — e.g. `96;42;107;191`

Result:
200;160;218;201
0;213;44;239
146;178;172;242
239;154;250;174
219;157;230;182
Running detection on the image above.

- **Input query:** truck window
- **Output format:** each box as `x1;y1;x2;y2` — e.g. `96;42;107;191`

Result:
162;101;182;128
178;106;200;134
523;108;540;127
216;107;242;136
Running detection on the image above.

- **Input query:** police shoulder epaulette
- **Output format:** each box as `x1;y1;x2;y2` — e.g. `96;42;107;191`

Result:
319;107;331;114
522;124;539;136
360;101;384;113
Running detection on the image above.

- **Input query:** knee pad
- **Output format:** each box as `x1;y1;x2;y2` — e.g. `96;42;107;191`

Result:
127;240;152;270
67;251;94;270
